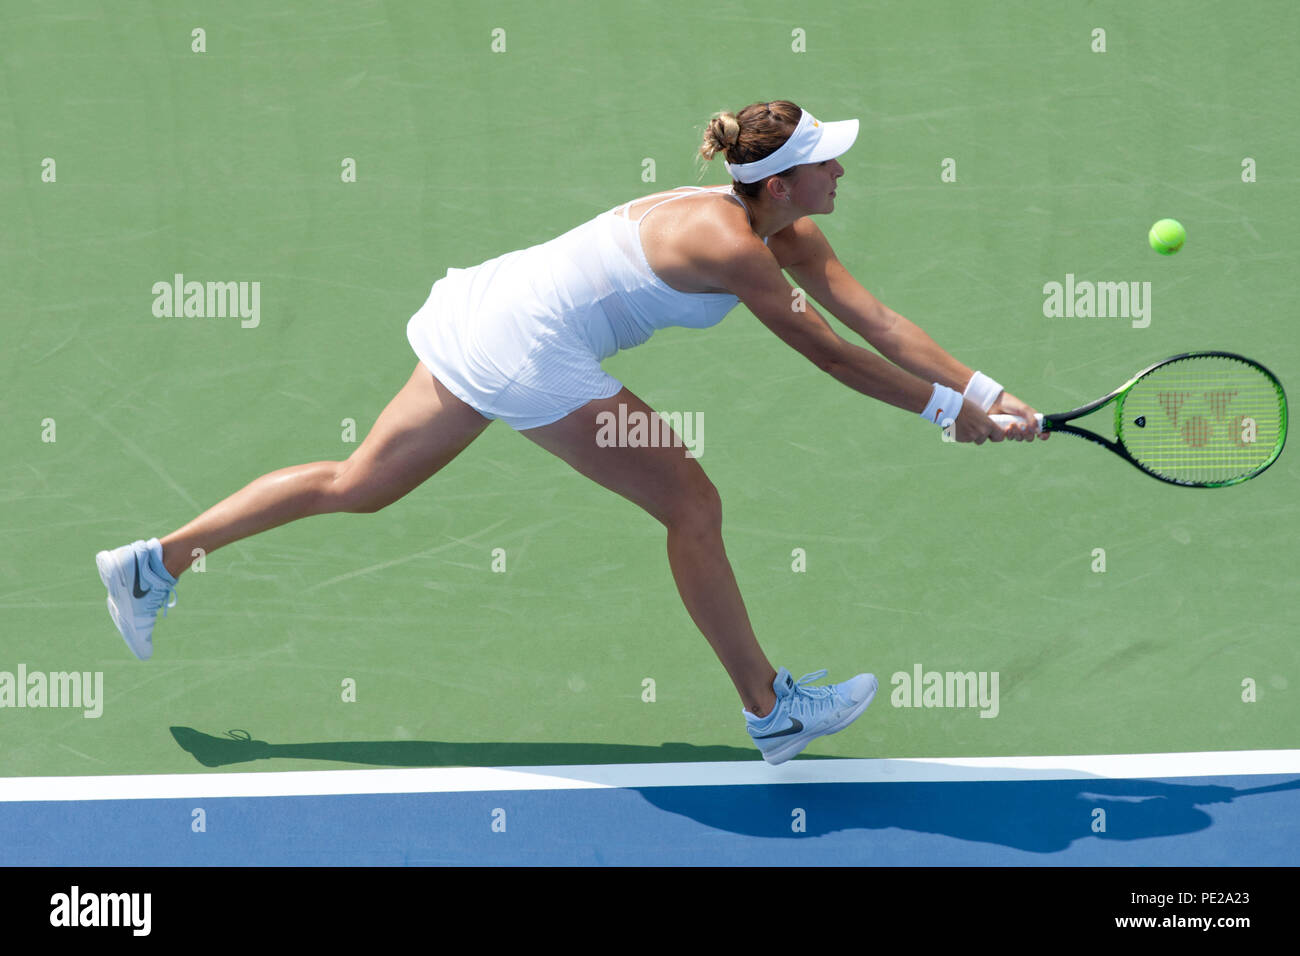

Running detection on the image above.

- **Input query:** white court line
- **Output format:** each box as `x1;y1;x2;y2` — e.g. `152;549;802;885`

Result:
1;750;1298;803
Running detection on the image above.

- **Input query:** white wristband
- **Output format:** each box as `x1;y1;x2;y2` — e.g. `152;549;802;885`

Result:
963;371;1003;412
920;383;963;427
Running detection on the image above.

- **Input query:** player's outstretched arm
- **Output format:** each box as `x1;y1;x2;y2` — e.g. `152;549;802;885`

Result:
710;230;1004;445
771;218;1045;441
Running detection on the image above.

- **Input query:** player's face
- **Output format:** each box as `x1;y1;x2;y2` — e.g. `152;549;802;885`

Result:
786;159;843;214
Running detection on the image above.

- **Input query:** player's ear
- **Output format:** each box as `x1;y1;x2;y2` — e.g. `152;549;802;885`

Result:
764;172;793;203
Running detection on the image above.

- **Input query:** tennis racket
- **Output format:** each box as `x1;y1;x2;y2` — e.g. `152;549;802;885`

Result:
990;351;1287;487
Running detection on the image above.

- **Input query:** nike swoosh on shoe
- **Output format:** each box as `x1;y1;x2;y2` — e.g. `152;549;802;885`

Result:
132;554;152;598
754;717;803;739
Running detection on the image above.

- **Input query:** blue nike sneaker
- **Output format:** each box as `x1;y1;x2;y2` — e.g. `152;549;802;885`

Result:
95;538;178;661
746;667;878;765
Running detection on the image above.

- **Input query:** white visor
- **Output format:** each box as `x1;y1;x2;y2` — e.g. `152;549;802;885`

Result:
724;109;859;184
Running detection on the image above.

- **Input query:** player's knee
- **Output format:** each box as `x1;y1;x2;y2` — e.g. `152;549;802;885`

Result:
337;482;393;515
325;461;391;515
664;474;722;536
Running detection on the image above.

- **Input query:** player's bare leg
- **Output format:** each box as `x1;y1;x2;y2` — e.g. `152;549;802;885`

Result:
159;364;491;579
521;388;780;718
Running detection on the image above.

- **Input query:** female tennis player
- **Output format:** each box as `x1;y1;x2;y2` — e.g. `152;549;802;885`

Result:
96;100;1045;765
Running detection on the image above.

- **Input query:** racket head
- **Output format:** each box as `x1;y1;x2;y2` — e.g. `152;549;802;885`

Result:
1112;351;1287;487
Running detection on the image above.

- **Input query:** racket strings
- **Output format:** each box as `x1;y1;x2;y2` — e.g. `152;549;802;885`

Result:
1117;356;1285;485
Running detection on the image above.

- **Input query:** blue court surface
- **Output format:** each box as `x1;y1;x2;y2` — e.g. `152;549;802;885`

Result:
3;753;1296;866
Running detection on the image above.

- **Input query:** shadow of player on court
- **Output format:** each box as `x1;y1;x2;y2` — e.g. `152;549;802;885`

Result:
634;775;1300;853
168;726;1297;854
169;726;762;769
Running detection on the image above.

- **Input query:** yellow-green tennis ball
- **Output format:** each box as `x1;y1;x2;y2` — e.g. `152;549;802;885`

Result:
1149;218;1186;255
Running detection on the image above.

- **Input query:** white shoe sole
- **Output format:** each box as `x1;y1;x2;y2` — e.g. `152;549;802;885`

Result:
96;549;153;661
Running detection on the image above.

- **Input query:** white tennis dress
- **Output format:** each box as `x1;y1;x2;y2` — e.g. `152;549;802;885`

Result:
406;185;767;429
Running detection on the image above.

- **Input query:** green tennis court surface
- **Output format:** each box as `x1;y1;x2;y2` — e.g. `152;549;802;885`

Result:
1;1;1296;865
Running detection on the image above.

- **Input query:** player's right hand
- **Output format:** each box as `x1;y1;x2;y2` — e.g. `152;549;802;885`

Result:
991;392;1050;441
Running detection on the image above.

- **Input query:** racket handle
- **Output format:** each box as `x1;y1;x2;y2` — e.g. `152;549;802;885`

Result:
990;412;1044;432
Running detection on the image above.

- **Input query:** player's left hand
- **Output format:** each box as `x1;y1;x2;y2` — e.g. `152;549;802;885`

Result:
990;392;1049;441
